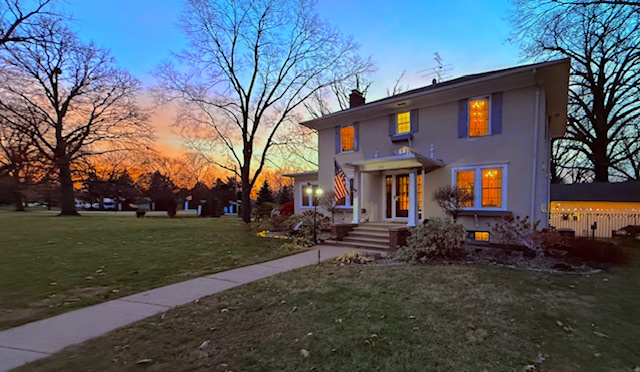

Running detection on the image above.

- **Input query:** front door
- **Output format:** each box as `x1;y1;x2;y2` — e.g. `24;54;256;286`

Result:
384;174;410;220
395;175;409;217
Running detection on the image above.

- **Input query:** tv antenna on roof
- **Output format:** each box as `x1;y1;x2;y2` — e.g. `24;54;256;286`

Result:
418;52;453;84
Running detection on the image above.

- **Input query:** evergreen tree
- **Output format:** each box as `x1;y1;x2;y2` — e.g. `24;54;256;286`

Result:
256;180;274;205
276;184;294;205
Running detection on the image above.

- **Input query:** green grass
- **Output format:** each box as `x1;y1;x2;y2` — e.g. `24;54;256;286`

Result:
21;241;640;371
0;211;297;330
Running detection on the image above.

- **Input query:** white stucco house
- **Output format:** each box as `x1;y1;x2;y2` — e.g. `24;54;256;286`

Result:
285;59;570;247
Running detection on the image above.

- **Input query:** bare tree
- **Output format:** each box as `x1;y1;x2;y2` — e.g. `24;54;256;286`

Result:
0;20;152;215
431;185;474;222
0;0;56;47
0;123;45;210
509;1;640;182
156;0;369;223
386;70;409;97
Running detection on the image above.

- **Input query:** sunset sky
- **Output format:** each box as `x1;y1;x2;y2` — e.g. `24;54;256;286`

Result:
63;0;524;153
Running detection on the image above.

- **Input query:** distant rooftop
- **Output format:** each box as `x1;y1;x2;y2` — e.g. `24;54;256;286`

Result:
551;181;640;203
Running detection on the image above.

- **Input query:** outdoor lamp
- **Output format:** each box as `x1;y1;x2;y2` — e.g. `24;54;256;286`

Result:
306;183;323;244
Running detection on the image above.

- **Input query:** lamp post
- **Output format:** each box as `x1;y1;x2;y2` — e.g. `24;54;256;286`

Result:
306;184;323;244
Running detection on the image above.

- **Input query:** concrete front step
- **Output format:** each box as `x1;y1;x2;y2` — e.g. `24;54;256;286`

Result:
343;236;390;245
348;231;389;239
324;239;390;250
352;226;391;233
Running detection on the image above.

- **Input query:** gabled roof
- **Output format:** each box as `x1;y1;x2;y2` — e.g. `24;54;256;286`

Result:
301;58;570;137
551;181;640;203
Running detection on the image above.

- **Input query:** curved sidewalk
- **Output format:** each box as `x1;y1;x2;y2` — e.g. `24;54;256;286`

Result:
0;245;357;371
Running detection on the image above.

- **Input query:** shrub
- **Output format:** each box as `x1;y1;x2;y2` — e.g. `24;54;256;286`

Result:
252;202;275;221
394;218;466;262
280;201;294;216
268;213;289;231
489;215;544;256
544;236;629;265
281;236;314;251
336;251;375;265
287;211;331;240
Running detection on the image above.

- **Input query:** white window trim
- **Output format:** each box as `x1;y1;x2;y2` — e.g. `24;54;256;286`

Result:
299;182;319;208
339;124;357;153
467;95;492;138
451;163;508;211
335;176;354;208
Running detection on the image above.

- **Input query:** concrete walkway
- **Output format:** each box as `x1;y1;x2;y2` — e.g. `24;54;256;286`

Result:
0;245;359;371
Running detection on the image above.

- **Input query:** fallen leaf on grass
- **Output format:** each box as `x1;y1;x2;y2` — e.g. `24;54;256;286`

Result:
300;349;310;357
199;340;209;350
135;358;152;365
593;331;609;338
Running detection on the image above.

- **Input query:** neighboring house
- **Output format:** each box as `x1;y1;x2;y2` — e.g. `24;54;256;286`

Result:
550;181;640;238
286;59;570;244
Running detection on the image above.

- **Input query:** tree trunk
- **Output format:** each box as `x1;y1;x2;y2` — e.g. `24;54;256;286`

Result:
57;156;79;216
12;172;25;212
240;176;252;223
592;140;610;182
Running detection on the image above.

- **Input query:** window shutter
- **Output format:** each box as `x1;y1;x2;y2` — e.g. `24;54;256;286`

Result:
335;126;341;153
388;114;396;136
458;99;468;138
353;122;360;151
491;92;503;135
410;109;419;133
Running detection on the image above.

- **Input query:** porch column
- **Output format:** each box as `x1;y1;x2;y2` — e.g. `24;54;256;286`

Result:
352;167;361;224
421;167;426;222
408;170;418;226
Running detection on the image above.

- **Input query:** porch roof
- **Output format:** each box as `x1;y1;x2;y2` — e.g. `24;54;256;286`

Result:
345;153;444;172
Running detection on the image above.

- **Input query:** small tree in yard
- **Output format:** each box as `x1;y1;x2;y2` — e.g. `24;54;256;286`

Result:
318;190;338;223
256;180;274;205
489;215;544;257
431;185;474;222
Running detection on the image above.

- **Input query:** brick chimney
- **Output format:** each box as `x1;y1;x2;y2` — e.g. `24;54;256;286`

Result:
349;89;365;108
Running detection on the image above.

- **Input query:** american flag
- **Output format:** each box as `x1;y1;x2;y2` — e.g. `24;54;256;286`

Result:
334;160;348;201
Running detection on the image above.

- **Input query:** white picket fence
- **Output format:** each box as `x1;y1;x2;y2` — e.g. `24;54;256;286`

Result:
550;211;640;238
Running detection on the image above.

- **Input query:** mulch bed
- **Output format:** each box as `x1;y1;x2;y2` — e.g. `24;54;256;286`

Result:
348;245;600;274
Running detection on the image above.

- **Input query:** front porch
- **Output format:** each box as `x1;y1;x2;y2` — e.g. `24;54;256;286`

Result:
327;221;412;251
344;151;444;227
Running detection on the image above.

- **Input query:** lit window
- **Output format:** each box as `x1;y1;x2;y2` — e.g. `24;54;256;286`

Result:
453;165;506;210
340;126;355;152
397;112;411;134
474;231;490;241
455;170;475;207
481;169;502;207
301;184;319;207
469;98;489;137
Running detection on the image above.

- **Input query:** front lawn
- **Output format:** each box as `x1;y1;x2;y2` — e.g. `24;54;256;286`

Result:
22;241;640;371
0;212;296;330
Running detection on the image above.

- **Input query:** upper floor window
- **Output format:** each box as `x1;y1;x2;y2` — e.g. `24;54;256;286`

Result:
469;97;490;137
340;125;355;152
458;92;502;139
336;123;358;153
453;164;507;210
396;112;411;134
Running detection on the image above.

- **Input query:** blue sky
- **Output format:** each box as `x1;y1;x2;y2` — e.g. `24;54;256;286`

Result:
64;0;524;99
62;0;525;150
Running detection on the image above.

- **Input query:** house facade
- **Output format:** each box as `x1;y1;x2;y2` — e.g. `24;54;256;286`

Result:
287;59;570;242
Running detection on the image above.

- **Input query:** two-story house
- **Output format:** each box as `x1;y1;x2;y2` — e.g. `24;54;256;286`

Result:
286;59;570;245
